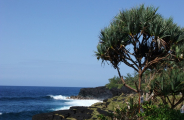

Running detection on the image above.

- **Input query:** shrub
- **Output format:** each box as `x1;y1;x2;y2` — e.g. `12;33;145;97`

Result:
98;99;184;120
106;76;123;89
138;103;184;120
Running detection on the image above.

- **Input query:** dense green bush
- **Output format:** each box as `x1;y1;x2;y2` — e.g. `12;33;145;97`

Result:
106;73;138;89
98;100;184;120
106;76;123;89
138;103;184;120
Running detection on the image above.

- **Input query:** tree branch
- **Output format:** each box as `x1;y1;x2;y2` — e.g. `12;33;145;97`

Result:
172;96;184;109
125;50;139;68
142;54;170;74
121;76;138;92
122;58;139;72
116;67;137;92
166;96;172;107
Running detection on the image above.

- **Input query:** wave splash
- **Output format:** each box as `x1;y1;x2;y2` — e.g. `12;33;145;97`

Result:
48;95;67;100
48;95;102;106
50;96;102;111
65;99;102;106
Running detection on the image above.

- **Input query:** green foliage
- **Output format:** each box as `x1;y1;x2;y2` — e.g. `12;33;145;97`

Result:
95;4;184;119
95;5;184;106
98;97;140;120
138;103;184;120
106;76;123;89
95;4;184;70
124;73;137;84
106;72;139;89
97;114;109;120
151;68;184;95
150;68;184;108
124;71;150;84
98;99;184;120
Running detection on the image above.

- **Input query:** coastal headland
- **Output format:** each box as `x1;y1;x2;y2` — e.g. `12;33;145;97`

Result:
32;86;135;120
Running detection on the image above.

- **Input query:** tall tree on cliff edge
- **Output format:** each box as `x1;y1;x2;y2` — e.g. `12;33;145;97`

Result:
95;4;184;113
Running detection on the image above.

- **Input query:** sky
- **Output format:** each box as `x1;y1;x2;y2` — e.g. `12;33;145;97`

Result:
1;0;184;87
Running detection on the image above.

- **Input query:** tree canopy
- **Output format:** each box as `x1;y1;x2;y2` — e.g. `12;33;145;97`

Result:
95;4;184;73
95;4;184;112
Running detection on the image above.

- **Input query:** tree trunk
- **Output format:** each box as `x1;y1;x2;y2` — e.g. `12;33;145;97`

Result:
138;70;142;113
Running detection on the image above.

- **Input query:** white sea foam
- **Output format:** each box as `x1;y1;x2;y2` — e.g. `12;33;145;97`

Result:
65;99;102;106
49;95;67;100
51;106;71;111
49;95;102;111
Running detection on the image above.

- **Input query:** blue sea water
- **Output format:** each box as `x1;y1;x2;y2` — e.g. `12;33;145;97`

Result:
0;86;100;120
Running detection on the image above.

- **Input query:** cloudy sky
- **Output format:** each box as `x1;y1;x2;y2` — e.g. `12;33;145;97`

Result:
1;0;184;87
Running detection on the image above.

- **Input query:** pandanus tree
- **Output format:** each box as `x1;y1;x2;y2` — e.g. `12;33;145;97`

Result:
95;4;184;112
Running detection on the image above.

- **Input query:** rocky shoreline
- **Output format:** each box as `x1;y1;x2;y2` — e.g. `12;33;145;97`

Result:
32;86;135;120
66;96;93;100
32;106;97;120
67;86;135;100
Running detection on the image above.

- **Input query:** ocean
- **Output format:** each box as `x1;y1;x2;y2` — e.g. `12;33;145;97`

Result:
0;86;101;120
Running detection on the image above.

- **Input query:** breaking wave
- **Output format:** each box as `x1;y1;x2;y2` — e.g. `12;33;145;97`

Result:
49;95;102;111
48;95;67;100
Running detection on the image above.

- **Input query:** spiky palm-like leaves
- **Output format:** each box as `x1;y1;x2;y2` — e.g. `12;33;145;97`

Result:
150;68;184;109
95;4;184;112
95;5;184;71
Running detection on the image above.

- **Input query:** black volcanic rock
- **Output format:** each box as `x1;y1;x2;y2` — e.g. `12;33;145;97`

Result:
32;106;97;120
78;86;135;100
78;86;113;100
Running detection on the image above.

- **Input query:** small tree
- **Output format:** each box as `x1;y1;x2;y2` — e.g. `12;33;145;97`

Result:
95;4;184;112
